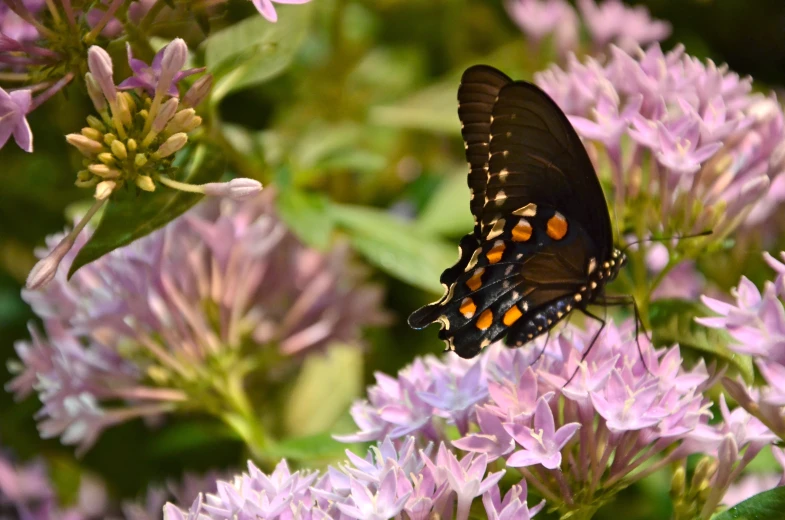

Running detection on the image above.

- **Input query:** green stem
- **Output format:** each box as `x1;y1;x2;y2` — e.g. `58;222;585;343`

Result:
217;370;276;468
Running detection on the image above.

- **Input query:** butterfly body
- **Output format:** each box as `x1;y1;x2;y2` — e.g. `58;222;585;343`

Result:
408;65;625;358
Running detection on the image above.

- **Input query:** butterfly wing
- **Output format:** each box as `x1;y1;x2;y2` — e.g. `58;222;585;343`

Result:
482;78;613;256
458;65;513;236
409;65;615;358
409;208;599;358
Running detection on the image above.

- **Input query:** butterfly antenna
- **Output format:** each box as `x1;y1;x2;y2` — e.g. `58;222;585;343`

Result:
621;229;713;255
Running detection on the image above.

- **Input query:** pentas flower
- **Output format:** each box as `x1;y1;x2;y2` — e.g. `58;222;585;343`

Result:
0;86;33;151
722;448;785;507
698;251;785;441
25;40;258;291
506;0;579;58
165;436;531;520
577;0;671;52
338;319;769;517
506;0;670;59
0;446;106;519
0;0;130;132
535;44;785;259
9;192;387;453
123;471;225;520
251;0;312;23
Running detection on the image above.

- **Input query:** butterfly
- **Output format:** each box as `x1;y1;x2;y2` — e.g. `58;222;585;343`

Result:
408;64;627;359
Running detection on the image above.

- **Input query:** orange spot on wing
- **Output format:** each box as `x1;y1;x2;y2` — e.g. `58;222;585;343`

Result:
486;241;505;264
512;219;532;242
466;268;485;291
476;309;493;330
503;305;523;326
547;213;568;240
459;297;477;318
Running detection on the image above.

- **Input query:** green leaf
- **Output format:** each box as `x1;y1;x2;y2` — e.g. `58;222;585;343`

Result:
68;145;225;278
283;345;362;437
649;298;754;383
276;189;335;250
330;204;457;293
268;432;347;463
416;171;473;236
369;76;460;134
204;4;313;102
713;487;785;520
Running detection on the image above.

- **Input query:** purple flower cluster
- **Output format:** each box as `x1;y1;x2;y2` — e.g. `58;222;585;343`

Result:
337;319;774;516
536;44;785;241
165;438;542;520
0;446;108;519
9;192;387;453
698;251;785;439
506;0;670;58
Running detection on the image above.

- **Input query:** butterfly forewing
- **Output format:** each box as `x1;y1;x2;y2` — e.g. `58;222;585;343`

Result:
484;82;613;257
458;66;512;235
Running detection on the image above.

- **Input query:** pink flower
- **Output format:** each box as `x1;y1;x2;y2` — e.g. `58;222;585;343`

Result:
0;87;32;151
250;0;311;22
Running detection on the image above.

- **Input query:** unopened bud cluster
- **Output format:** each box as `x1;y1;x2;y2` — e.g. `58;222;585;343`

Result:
67;44;211;201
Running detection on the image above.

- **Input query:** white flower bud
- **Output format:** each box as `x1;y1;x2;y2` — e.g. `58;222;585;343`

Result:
25;235;76;290
95;180;116;200
203;178;263;200
155;133;188;158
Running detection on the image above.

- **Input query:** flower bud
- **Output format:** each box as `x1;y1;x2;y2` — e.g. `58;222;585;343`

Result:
87;46;116;103
157;38;187;98
164;108;196;135
85;72;107;112
134;154;148;167
98;152;115;165
155;133;187;158
182;115;202;133
111;139;127;160
116;92;132;126
81;127;103;141
95;180;116;200
203;178;263;200
88;164;121;178
87;115;105;131
103;133;117;146
25;235;76;290
183;74;213;108
66;134;103;156
152;98;179;133
670;466;686;499
135;175;155;192
76;170;91;181
127;139;137;153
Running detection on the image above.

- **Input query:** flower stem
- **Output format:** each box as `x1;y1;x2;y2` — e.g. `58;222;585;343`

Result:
218;369;275;468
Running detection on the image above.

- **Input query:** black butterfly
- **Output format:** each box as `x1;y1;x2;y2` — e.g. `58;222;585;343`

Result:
408;65;627;359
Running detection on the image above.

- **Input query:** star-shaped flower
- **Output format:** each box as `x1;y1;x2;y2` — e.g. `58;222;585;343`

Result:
504;397;580;470
118;42;204;97
0;87;33;152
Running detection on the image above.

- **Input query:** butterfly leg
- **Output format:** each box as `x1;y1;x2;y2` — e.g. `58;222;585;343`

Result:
564;307;607;385
594;294;651;373
528;329;552;369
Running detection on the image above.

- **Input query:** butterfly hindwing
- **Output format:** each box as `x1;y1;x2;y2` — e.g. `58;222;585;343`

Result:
411;207;599;358
458;66;513;235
